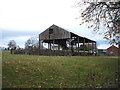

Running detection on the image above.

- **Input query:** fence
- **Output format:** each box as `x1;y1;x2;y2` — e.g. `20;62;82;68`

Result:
12;49;94;56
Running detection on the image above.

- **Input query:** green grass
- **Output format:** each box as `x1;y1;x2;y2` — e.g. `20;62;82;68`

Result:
2;50;118;88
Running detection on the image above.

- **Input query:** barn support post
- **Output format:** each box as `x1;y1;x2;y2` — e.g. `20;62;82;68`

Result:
88;41;89;53
39;38;40;50
50;43;51;50
70;37;73;55
70;42;72;55
94;42;96;55
53;39;55;51
58;44;60;50
39;36;41;55
92;42;93;54
78;37;79;53
42;41;43;49
83;38;85;53
118;43;120;56
95;42;97;56
76;43;77;52
48;43;50;50
48;43;49;49
71;43;73;55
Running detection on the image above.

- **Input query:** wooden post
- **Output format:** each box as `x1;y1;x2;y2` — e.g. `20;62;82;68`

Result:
39;36;41;55
88;41;89;53
49;31;51;50
76;43;77;52
92;42;93;54
94;42;97;56
71;41;72;52
118;44;120;56
42;41;43;49
48;43;49;49
70;37;73;55
58;44;60;50
39;37;40;50
53;40;55;51
39;35;41;50
83;38;85;53
50;43;51;50
78;37;79;53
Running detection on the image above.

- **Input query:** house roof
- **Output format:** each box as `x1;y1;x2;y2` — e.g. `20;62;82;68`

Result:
106;45;118;50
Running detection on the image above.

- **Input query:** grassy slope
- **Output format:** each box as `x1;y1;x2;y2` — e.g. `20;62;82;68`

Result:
2;50;118;88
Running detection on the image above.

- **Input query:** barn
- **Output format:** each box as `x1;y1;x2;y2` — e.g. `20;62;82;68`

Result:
39;24;97;56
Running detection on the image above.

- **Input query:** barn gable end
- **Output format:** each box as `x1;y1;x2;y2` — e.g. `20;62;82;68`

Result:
39;24;71;40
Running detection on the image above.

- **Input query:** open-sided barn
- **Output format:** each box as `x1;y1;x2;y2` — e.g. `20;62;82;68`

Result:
39;24;97;56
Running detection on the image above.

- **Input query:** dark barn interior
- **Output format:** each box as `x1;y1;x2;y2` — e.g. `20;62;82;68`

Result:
39;24;97;56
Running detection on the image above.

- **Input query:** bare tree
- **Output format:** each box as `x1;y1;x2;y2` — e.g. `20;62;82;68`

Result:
8;40;16;50
16;45;20;50
25;37;39;49
77;0;120;44
25;37;46;50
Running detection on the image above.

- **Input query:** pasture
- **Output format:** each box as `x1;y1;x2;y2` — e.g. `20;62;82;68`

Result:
2;50;118;88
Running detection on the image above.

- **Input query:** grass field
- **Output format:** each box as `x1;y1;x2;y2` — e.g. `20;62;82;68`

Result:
2;50;118;88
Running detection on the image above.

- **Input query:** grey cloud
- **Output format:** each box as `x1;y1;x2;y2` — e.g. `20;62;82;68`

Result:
1;28;42;39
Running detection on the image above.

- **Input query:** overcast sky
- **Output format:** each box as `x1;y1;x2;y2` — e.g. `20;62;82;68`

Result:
0;0;112;49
